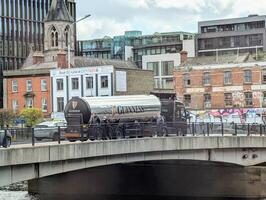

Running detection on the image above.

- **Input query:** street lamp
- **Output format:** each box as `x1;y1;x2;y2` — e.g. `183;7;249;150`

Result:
68;14;91;68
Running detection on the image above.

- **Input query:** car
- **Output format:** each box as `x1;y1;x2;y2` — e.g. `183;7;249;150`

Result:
0;129;12;147
34;121;66;141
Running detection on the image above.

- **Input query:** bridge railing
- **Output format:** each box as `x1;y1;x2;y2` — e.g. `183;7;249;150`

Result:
1;122;266;148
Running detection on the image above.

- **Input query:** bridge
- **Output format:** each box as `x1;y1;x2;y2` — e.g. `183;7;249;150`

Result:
1;136;266;187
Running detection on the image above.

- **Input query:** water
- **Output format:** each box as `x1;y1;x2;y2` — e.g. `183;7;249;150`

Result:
0;191;36;200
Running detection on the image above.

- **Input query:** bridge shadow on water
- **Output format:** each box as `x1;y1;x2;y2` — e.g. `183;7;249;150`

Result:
28;160;266;200
34;194;263;200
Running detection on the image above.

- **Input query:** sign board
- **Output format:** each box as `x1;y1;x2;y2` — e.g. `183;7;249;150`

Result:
116;71;127;92
50;66;114;77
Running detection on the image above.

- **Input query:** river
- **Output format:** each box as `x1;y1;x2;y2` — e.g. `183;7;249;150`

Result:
0;191;36;200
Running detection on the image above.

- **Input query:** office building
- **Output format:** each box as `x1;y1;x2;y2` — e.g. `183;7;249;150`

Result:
197;15;266;56
77;31;195;68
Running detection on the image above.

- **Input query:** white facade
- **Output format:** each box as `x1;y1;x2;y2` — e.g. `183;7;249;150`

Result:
183;39;195;58
124;46;134;61
50;65;114;113
142;53;181;89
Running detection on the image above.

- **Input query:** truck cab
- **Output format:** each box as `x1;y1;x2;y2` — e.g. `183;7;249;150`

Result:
160;99;187;135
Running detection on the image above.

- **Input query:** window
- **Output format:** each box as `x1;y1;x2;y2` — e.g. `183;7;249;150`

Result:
183;74;191;86
154;78;160;89
12;80;18;92
12;100;18;111
51;26;58;47
26;98;33;108
57;97;64;112
71;78;79;90
161;78;173;89
203;72;211;85
101;76;108;88
244;92;253;106
56;79;63;91
26;80;32;92
224;71;232;84
263;92;266;107
65;26;70;47
86;77;93;89
161;61;174;76
262;69;266;83
244;70;252;83
42;98;48;112
41;79;47;91
184;94;191;107
224;93;232;106
204;94;211;108
147;62;159;76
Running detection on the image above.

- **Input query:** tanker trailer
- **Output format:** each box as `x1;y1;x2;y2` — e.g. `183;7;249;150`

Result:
64;95;161;140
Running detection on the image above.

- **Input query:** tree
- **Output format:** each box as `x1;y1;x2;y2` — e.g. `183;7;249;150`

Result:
0;109;16;128
20;108;43;127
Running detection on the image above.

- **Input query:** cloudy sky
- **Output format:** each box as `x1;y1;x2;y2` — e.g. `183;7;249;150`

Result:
76;0;266;40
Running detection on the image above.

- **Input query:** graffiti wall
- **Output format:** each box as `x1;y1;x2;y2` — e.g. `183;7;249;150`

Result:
188;108;266;124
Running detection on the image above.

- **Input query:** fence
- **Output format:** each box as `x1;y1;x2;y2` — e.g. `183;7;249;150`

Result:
1;122;266;148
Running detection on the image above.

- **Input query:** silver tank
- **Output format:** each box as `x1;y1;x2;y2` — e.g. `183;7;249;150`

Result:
81;95;161;121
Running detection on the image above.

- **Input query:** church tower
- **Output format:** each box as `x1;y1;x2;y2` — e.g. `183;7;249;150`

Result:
44;0;74;63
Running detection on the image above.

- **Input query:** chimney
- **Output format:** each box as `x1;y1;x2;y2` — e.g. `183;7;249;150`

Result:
57;51;68;68
180;50;188;64
32;52;44;64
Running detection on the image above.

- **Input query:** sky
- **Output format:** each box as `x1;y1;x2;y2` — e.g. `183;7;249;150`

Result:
76;0;266;40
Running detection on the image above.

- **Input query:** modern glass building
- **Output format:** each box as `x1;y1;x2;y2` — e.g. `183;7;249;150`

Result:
197;14;266;56
0;0;76;71
77;31;195;68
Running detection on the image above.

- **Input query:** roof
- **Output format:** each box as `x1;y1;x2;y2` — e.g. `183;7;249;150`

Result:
199;15;266;27
73;57;138;69
181;53;266;67
3;55;138;77
45;0;73;22
3;62;57;77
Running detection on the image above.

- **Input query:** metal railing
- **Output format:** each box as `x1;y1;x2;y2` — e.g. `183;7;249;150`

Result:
1;122;266;148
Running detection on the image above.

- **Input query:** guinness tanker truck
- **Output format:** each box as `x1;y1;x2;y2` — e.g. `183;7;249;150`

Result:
64;95;187;141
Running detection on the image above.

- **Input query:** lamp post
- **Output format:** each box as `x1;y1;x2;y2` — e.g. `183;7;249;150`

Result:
68;14;91;68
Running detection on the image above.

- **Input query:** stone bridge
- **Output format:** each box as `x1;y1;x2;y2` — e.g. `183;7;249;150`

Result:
1;136;266;187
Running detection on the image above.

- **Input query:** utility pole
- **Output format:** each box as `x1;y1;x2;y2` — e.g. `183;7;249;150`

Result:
68;14;91;68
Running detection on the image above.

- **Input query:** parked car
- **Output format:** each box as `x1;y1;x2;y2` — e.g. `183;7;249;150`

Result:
34;121;66;141
0;130;12;147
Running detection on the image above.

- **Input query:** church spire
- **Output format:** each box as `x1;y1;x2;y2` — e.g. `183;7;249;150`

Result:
45;0;74;22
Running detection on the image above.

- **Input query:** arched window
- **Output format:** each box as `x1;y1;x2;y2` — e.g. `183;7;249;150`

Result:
50;26;58;47
55;32;58;46
65;26;70;47
51;32;55;47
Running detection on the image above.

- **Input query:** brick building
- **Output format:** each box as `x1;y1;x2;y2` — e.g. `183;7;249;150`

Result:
3;58;55;115
174;53;266;123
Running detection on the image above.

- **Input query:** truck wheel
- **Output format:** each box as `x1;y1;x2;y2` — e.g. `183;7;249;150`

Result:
53;132;59;141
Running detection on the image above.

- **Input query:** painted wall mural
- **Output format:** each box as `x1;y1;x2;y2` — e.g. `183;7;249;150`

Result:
188;108;266;124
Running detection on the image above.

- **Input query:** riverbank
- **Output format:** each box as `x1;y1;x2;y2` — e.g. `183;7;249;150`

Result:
0;181;27;192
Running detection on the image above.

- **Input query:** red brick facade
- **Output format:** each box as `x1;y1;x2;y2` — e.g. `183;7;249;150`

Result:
174;64;266;110
5;75;51;115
